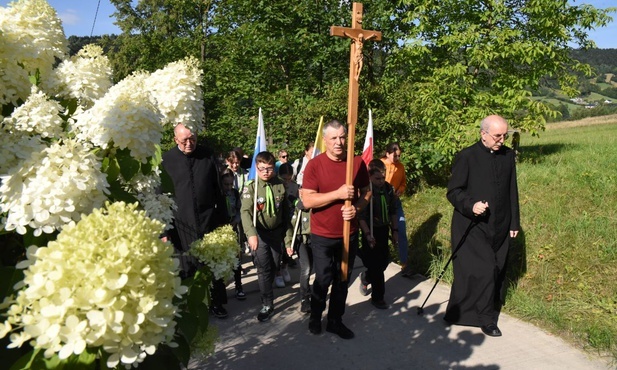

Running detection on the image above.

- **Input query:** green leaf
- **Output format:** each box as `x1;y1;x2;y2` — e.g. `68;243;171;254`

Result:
104;156;120;181
0;267;25;302
115;148;141;182
140;159;152;176
169;335;191;367
138;345;182;370
150;144;163;169
106;176;138;204
9;348;41;370
176;310;200;344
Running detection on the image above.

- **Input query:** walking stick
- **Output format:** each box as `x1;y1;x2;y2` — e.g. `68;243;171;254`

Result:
289;208;303;252
417;219;476;315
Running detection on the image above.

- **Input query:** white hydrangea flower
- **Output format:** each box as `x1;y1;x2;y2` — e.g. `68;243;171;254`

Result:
0;139;109;236
2;85;64;138
46;44;113;108
190;225;239;281
136;192;177;231
0;0;67;105
0;202;188;368
122;170;177;231
145;56;205;132
71;71;163;163
0;128;46;175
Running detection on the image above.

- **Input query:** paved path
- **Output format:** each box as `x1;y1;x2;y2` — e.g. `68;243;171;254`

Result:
190;257;613;370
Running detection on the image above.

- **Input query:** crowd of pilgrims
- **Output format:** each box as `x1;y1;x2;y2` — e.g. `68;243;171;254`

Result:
177;141;408;322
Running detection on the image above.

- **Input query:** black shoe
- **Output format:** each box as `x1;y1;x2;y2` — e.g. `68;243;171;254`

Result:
300;298;311;314
371;299;389;310
481;323;502;337
235;289;246;300
210;305;228;319
257;305;274;322
401;270;414;278
308;317;321;334
326;321;354;339
359;272;369;296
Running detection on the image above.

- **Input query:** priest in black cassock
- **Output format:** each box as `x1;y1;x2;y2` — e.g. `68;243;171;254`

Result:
443;114;520;337
162;123;229;317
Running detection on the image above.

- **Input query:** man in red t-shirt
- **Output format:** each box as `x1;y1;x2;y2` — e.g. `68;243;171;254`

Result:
300;119;371;339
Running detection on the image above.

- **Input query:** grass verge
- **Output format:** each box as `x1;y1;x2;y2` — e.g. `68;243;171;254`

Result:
401;115;617;361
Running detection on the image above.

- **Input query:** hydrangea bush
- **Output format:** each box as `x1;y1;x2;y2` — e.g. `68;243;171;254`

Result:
0;0;221;368
190;225;239;281
0;139;110;236
0;202;187;368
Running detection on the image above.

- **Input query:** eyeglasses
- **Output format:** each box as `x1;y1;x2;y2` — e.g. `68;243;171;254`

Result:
483;131;509;141
177;136;196;145
257;166;275;173
280;155;288;159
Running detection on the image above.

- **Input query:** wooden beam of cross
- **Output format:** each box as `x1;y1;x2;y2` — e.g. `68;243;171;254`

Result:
330;2;381;282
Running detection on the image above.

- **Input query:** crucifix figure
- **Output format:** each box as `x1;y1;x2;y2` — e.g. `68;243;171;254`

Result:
330;2;382;281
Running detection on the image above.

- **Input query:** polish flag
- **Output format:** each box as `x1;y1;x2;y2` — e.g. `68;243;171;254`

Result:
361;109;374;167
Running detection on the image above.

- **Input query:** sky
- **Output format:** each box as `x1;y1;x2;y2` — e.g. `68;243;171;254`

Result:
1;0;616;48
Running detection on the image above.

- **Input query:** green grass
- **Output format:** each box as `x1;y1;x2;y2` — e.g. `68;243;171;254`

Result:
596;82;613;90
401;117;617;360
531;96;580;112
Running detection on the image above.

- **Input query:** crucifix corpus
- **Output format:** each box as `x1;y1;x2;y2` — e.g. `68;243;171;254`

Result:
330;2;381;282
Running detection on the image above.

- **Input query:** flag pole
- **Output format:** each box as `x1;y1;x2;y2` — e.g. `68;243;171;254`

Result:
253;176;258;227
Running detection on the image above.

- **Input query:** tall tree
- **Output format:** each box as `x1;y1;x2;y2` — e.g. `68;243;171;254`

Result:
378;0;614;181
102;0;613;184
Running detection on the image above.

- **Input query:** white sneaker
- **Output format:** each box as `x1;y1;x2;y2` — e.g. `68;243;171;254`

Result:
281;267;291;283
274;275;285;288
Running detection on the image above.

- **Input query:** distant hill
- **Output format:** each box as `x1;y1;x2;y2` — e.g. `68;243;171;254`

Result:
570;48;617;76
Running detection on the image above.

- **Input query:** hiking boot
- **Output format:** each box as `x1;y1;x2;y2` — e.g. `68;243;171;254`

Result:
359;271;369;296
257;305;274;322
274;275;285;288
300;298;311;314
210;304;228;319
235;289;246;300
326;321;354;339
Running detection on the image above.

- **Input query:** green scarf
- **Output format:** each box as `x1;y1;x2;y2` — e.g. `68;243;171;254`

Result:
265;183;276;217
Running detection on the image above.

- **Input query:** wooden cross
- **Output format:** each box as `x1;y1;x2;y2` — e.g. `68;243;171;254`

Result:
330;2;381;282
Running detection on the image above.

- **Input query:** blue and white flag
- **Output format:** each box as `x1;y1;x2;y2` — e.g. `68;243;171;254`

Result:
247;108;267;181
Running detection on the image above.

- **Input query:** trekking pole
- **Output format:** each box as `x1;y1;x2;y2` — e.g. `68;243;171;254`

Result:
417;219;476;315
289;208;303;252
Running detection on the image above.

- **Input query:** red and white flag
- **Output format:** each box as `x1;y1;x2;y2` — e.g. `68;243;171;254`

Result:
361;109;374;167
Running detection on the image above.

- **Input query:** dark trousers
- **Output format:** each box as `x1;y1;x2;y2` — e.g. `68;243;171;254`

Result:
211;278;227;306
297;236;313;299
310;233;358;324
360;225;390;302
233;260;242;290
252;232;282;307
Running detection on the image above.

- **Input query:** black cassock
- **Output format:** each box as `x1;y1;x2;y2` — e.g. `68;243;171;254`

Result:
162;145;225;277
444;141;520;327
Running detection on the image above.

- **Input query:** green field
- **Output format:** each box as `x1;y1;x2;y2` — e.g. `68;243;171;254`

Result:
403;116;617;361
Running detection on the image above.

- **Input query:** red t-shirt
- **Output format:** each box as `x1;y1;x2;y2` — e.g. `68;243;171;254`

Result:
302;153;369;238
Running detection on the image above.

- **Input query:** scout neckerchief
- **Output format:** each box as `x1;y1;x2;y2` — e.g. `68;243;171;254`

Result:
379;188;389;224
265;182;275;217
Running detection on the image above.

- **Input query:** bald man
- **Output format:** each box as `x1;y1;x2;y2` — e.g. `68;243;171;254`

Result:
443;115;520;337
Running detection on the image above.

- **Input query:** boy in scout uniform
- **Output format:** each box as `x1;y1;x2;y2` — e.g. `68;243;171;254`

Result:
358;159;398;310
241;151;293;322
